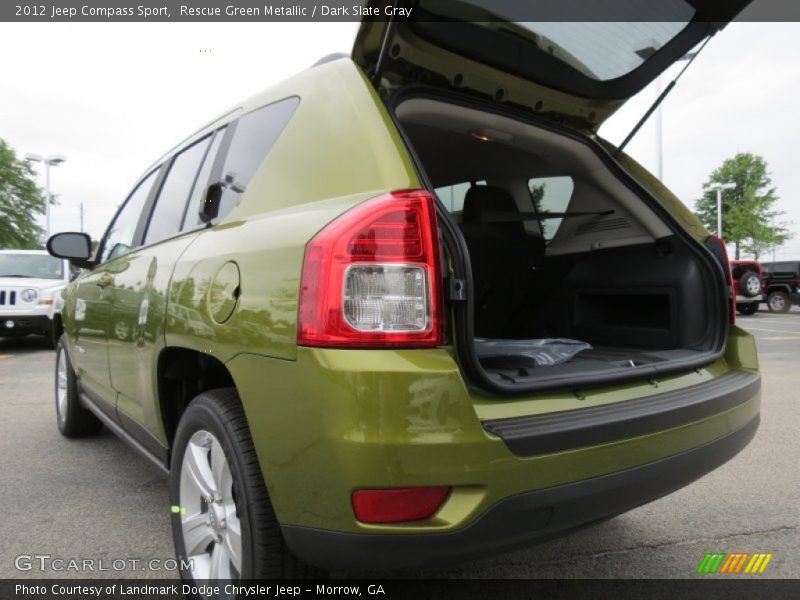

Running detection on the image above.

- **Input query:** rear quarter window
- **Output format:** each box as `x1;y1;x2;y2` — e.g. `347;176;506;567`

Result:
528;176;574;241
213;96;300;222
731;264;757;279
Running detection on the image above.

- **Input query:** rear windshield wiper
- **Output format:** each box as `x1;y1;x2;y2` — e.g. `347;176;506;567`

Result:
0;274;33;278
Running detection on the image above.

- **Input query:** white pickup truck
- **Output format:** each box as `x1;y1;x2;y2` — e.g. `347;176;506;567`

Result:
0;249;72;348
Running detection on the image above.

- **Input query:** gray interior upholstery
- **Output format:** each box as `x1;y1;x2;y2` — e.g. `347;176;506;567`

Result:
460;186;545;338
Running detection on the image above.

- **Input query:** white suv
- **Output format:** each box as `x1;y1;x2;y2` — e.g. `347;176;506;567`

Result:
0;249;72;348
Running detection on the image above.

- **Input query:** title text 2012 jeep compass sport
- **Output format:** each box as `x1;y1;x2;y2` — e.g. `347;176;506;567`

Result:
48;2;760;580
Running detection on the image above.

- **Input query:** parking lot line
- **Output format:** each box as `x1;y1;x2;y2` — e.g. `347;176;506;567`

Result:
749;317;800;323
753;313;800;323
741;327;800;334
763;336;800;341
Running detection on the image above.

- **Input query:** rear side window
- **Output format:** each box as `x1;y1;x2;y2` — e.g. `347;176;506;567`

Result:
181;128;226;231
101;169;160;263
145;134;213;245
731;264;754;279
214;97;300;221
528;176;574;241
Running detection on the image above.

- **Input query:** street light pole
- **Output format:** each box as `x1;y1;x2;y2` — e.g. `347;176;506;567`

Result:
705;181;737;237
24;153;66;240
45;162;51;237
655;52;696;181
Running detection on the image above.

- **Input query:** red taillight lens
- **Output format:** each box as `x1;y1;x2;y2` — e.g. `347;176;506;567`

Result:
352;487;451;523
709;234;735;325
297;189;443;348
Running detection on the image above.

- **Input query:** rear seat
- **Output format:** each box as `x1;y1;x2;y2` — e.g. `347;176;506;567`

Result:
458;185;545;338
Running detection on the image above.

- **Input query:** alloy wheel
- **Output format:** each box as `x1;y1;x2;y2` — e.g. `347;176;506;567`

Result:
769;294;787;312
179;430;242;580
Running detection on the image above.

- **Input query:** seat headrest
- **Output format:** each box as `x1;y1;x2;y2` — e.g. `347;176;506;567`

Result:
462;185;518;223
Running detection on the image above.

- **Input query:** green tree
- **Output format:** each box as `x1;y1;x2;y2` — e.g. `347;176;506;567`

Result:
529;181;545;209
695;153;790;259
528;181;550;235
0;138;45;249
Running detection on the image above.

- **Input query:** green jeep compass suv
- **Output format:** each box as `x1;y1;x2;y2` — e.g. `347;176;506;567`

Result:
48;1;759;580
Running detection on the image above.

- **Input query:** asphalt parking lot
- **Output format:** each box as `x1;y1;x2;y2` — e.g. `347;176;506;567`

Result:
1;309;798;580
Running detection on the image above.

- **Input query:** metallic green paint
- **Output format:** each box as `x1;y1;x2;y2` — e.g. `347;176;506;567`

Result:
228;347;760;534
207;261;240;324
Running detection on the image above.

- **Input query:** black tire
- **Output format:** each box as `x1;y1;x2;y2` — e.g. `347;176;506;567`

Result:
739;271;761;298
170;388;322;581
737;302;759;316
44;326;57;350
55;337;103;437
767;290;791;313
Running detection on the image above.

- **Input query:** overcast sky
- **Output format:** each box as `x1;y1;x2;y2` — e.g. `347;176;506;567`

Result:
1;20;798;259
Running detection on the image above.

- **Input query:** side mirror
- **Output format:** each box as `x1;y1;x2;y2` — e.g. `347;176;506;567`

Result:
47;232;94;270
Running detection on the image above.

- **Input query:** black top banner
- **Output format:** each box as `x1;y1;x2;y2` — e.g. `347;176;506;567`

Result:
3;0;800;22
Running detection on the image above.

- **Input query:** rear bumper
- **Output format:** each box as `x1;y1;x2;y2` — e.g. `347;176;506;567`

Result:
228;334;760;569
482;370;759;456
736;294;762;303
283;415;759;570
0;314;51;336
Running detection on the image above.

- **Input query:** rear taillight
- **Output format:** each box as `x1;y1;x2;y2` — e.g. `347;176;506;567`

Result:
297;189;443;348
708;234;735;325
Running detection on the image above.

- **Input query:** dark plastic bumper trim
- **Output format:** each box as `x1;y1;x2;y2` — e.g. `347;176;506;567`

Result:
483;370;760;456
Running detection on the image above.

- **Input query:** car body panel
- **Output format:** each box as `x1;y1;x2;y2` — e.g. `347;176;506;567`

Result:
65;268;116;414
108;232;201;452
227;326;759;533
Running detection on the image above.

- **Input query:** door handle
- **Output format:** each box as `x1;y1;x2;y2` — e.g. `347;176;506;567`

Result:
95;273;115;288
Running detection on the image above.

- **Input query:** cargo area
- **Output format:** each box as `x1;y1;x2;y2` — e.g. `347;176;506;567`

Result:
395;97;726;391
